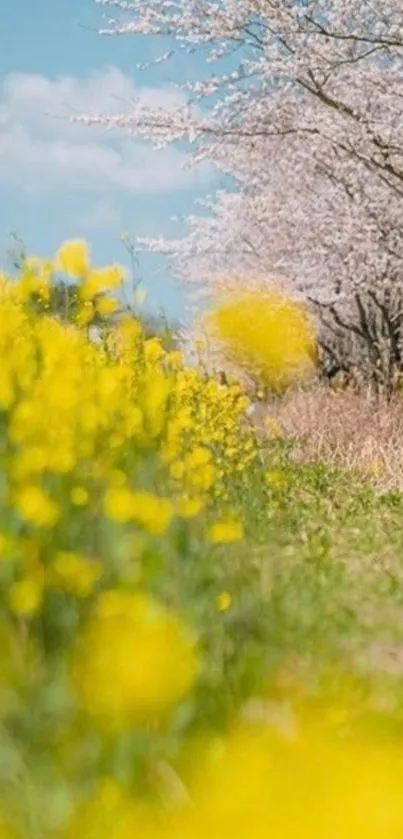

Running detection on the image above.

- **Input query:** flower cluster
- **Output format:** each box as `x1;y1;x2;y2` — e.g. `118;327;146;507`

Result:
0;241;264;837
204;287;317;392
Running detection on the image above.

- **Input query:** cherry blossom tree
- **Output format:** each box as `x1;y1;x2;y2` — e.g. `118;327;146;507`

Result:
138;125;403;393
87;0;403;174
79;0;403;392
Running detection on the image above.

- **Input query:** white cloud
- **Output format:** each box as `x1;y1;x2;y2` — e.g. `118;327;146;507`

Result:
0;67;201;197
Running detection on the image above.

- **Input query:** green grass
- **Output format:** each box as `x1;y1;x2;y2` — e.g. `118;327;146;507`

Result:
166;438;403;743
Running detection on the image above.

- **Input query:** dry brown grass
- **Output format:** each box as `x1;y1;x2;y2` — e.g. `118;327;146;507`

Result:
254;386;403;492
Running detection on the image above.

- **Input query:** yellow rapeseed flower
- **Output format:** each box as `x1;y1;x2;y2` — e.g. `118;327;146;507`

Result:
185;446;212;469
104;486;135;523
177;496;205;519
56;240;89;277
49;552;103;598
80;265;125;301
167;349;184;368
170;460;186;480
207;288;317;391
16;264;51;304
131;491;174;534
8;578;43;616
185;721;403;839
96;296;120;317
15;485;59;528
144;337;164;363
11;446;48;479
184;446;216;493
209;520;244;543
71;591;198;724
75;300;94;327
70;486;89;506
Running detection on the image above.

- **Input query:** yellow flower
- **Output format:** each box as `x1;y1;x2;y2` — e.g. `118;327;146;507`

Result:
11;446;48;479
8;578;43;616
185;446;212;469
80;266;125;301
71;591;198;724
170;460;185;480
104;486;135;523
16;269;51;305
216;591;232;612
143;337;164;363
49;551;103;597
324;706;351;727
177;719;403;839
189;465;216;493
96;296;119;317
70;486;89;506
56;240;89;277
209;520;244;543
131;491;174;534
15;485;59;528
46;446;77;474
206;288;317;391
167;349;184;368
177;496;204;519
75;300;94;327
109;316;142;357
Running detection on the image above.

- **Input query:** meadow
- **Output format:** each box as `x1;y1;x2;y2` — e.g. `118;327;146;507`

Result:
1;241;403;837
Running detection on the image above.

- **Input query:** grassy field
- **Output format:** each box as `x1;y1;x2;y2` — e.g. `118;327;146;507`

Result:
1;243;403;836
205;432;403;713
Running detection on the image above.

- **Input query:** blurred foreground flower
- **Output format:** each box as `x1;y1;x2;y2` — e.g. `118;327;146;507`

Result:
62;718;403;839
71;591;198;725
171;720;403;839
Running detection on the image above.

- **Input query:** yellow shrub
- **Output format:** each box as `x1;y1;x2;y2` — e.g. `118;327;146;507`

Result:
205;288;317;391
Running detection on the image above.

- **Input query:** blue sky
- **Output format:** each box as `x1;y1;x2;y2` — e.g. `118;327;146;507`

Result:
0;0;215;318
